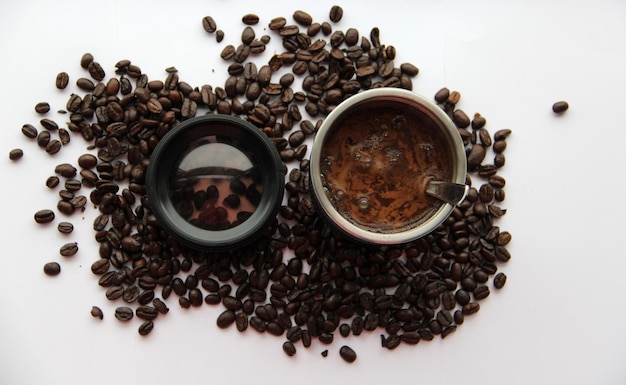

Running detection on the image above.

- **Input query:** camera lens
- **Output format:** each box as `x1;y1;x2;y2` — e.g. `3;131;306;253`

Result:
146;115;285;251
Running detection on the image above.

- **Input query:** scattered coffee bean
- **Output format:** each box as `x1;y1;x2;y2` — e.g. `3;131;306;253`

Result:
35;102;50;114
9;149;23;160
43;262;61;276
60;242;79;257
202;16;217;33
242;14;259;25
339;345;357;363
494;272;507;289
34;209;55;224
91;306;104;320
329;5;343;22
283;341;297;356
55;72;69;89
552;101;569;113
57;222;74;234
138;320;154;336
115;306;134;321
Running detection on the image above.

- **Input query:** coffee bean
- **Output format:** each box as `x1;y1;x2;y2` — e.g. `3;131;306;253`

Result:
37;130;50;148
138;320;154;336
239;13;258;25
90;306;104;320
202;16;217;33
136;305;158;320
21;124;38;139
462;302;480;315
217;310;236;328
80;53;94;69
9;148;23;160
57;222;74;234
269;17;287;31
493;272;507;289
292;10;312;26
43;262;61;276
283;341;296;356
88;62;105;81
434;87;450;103
220;45;236;60
34;102;50;114
34;209;55;224
60;242;79;257
339;345;357;363
216;30;225;42
552;101;569;113
45;140;62;155
494;129;512;141
115;306;134;321
241;26;255;45
329;5;344;22
56;72;69;89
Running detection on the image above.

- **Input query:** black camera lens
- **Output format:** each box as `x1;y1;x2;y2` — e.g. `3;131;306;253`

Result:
146;115;285;251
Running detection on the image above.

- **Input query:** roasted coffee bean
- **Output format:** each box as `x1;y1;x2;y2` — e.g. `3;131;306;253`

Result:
552;101;569;113
434;87;450;103
22;124;38;138
136;305;158;320
462;302;480;315
58;128;70;145
242;13;259;25
9;149;23;160
216;30;224;42
106;286;124;300
88;62;105;81
202;16;217;33
138;320;154;336
34;209;55;224
493;272;507;289
57;221;74;234
77;77;95;91
216;310;236;328
91;258;110;275
115;306;134;321
283;341;296;356
122;285;139;303
45;139;62;155
43;262;61;276
35;102;50;114
80;53;94;69
473;285;490;300
241;26;255;45
90;306;104;320
293;10;312;26
37;130;51;148
220;45;236;60
269;17;287;31
153;298;169;314
329;5;343;22
60;242;79;257
339;345;357;363
56;72;70;89
494;129;512;141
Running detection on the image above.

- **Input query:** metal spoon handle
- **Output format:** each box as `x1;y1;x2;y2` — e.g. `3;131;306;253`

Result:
426;181;469;206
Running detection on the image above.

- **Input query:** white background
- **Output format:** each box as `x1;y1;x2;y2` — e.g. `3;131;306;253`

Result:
1;0;625;384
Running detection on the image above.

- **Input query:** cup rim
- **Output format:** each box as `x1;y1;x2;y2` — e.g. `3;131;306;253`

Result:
309;88;467;245
145;114;285;251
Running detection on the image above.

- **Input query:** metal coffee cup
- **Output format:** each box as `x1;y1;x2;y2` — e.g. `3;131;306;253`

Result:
309;88;468;245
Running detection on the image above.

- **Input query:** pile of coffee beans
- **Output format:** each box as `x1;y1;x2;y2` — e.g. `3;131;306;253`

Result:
16;5;511;362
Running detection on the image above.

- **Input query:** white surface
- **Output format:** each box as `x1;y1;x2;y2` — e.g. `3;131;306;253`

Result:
1;0;625;384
